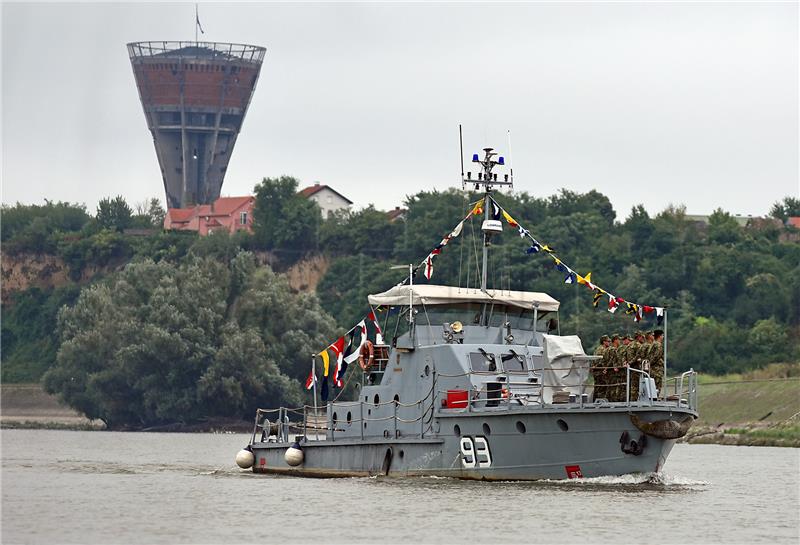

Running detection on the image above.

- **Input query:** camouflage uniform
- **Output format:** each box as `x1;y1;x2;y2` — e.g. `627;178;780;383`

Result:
616;336;635;402
650;334;665;394
627;332;647;401
592;336;610;401
606;336;624;401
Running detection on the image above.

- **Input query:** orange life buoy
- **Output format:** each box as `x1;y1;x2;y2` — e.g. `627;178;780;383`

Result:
358;340;375;371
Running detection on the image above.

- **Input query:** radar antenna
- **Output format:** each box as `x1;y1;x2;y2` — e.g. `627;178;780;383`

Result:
458;127;514;293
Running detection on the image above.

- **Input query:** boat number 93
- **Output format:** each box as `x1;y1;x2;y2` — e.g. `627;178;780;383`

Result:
459;436;492;468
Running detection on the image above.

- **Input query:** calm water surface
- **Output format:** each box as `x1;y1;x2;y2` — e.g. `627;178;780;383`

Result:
2;429;798;544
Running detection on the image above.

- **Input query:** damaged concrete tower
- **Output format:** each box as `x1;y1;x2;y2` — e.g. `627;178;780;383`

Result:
128;41;265;208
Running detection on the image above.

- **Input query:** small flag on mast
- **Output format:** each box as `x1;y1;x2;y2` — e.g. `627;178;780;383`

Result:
305;369;317;390
195;4;205;38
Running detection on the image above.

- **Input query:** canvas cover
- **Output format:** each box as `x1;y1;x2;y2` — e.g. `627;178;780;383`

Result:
367;284;560;312
540;334;591;403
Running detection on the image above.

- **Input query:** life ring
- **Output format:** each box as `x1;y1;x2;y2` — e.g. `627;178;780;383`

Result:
359;340;375;371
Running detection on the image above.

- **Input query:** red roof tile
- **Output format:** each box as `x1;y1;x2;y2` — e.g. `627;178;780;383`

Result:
209;196;254;215
387;207;407;222
298;184;353;204
167;208;195;223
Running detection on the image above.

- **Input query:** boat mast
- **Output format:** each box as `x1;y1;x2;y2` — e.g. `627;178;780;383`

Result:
462;142;513;292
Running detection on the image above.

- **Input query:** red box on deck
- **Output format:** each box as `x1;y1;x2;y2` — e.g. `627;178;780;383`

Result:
446;389;468;408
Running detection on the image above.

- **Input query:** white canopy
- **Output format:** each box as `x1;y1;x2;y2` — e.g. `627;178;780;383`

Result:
367;284;560;312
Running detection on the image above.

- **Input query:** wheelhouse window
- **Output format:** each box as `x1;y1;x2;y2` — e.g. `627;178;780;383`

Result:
501;351;527;373
469;351;497;373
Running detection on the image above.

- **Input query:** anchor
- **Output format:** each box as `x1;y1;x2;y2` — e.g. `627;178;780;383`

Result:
619;430;647;456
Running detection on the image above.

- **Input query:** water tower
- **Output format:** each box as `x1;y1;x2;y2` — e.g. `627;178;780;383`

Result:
127;41;265;208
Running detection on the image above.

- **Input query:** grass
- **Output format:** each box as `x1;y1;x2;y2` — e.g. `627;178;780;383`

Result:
680;363;800;447
693;363;800;427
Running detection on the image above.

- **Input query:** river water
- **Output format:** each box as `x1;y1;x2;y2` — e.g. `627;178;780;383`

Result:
1;429;798;544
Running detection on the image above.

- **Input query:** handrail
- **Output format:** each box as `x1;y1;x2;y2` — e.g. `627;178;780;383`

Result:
253;366;698;445
127;41;266;62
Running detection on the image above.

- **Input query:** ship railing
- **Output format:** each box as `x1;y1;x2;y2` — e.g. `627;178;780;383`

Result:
663;369;698;411
360;344;391;387
251;369;699;445
254;377;437;444
434;366;698;411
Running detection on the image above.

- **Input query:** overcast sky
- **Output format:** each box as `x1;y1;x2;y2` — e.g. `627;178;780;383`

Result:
2;1;798;219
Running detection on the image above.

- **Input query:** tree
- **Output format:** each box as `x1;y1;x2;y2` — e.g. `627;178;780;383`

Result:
319;205;400;256
769;196;800;223
624;205;654;252
96;196;133;232
132;197;166;228
1;201;90;254
43;252;336;427
707;208;743;244
251;176;321;258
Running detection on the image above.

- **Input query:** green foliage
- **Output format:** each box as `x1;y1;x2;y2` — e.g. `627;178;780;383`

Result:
1;286;82;382
1;201;90;253
707;208;743;244
319;205;401;256
96;196;133;232
42;252;337;427
252;176;321;259
769;196;800;222
56;229;134;279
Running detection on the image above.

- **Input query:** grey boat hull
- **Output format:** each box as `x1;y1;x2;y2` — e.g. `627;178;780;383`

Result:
250;405;690;480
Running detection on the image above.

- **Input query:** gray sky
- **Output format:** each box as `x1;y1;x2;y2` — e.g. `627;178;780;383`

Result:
2;1;798;219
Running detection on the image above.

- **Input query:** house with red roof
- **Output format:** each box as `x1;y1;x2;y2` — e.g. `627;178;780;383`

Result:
387;206;407;223
299;182;353;217
164;196;255;236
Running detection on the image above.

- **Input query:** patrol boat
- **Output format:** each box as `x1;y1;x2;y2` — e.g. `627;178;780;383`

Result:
236;146;699;480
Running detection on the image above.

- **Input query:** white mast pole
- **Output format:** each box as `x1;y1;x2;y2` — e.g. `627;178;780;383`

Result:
311;354;318;439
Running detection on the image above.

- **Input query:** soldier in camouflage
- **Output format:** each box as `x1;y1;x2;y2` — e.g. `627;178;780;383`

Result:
616;334;634;401
592;335;610;400
641;331;655;376
651;329;665;395
606;334;625;401
627;331;647;400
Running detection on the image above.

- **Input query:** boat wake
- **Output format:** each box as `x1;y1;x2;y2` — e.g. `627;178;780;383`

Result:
541;471;709;491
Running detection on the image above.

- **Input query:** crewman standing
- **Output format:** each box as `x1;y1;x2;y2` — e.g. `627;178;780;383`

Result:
606;334;622;401
628;331;646;400
592;335;610;400
617;335;634;402
651;329;665;394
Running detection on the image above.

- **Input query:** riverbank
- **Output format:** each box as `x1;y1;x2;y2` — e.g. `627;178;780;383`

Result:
679;363;800;447
3;363;799;444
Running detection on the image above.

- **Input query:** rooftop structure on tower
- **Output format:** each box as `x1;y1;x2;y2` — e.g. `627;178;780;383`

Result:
127;41;265;208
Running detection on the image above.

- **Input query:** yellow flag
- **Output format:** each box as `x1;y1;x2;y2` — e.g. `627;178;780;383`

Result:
541;245;553;253
320;350;330;377
577;272;592;285
501;210;518;227
470;198;484;216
